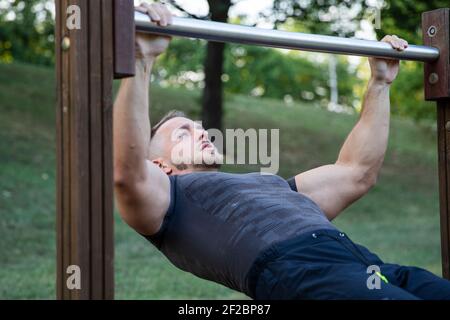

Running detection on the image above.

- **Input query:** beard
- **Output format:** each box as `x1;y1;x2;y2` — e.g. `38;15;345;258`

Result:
173;148;223;171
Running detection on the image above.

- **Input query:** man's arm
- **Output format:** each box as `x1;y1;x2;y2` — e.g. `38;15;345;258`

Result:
113;3;172;236
292;35;408;221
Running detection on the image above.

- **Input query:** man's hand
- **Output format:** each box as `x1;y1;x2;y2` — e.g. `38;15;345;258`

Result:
135;2;173;61
369;35;408;85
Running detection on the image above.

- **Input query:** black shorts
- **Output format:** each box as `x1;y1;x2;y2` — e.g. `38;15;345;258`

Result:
246;229;450;300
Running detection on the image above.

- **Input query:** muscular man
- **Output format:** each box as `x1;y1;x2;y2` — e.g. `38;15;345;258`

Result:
113;3;450;299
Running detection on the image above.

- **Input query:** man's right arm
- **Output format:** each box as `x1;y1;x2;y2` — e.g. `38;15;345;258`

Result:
113;3;172;236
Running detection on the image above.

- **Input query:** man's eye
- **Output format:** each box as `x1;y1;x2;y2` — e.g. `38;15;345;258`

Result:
178;132;188;139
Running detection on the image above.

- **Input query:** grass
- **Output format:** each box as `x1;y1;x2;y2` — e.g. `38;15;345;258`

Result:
0;62;442;299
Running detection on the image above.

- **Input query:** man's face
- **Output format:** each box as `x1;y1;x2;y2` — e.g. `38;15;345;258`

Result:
152;117;223;173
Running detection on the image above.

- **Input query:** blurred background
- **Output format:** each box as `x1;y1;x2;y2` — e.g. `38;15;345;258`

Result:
0;0;448;299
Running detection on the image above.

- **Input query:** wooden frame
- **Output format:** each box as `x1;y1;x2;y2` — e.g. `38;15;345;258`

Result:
423;8;450;279
55;0;134;299
55;1;450;300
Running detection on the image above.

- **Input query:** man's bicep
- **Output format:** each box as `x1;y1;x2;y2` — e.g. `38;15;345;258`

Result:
115;160;171;235
293;164;370;220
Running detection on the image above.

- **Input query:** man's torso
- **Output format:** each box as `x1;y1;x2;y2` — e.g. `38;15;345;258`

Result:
143;171;336;295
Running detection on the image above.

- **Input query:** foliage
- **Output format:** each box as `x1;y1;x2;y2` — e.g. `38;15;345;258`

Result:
1;0;445;121
390;61;435;122
374;0;450;122
270;0;370;36
156;38;358;107
0;0;54;65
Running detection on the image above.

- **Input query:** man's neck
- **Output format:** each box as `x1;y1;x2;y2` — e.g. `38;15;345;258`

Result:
172;166;220;176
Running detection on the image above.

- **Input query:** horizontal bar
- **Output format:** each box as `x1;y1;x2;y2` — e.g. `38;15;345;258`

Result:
135;12;439;62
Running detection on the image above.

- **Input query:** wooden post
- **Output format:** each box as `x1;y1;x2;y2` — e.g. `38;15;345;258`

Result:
114;0;136;79
55;0;134;299
423;8;450;279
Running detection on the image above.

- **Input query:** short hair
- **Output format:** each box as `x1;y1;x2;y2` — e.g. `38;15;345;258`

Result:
151;110;187;138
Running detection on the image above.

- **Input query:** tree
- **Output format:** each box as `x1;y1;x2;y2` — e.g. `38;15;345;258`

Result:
167;0;232;132
168;0;371;130
375;0;449;44
269;0;370;111
375;0;449;122
0;0;54;65
156;37;358;108
269;0;369;36
202;0;232;132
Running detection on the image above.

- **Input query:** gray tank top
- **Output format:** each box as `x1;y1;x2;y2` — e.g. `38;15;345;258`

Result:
143;171;336;296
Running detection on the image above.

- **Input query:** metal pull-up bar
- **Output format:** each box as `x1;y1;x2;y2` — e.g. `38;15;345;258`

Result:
135;12;440;62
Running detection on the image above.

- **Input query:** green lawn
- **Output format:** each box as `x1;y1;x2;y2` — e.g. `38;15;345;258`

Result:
0;62;442;299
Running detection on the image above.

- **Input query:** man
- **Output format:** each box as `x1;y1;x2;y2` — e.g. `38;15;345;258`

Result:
113;2;450;299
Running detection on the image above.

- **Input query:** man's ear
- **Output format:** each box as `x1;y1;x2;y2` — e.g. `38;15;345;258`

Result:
152;158;173;175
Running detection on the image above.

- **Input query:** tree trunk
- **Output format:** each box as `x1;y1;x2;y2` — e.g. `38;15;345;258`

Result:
202;0;231;131
202;41;226;130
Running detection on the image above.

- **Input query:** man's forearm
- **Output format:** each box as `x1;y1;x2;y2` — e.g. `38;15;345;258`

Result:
113;58;154;183
336;79;391;179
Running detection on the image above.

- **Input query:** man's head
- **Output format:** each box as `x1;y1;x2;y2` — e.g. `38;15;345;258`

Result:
149;110;223;175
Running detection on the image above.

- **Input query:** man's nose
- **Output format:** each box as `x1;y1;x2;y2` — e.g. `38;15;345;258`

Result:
196;128;208;141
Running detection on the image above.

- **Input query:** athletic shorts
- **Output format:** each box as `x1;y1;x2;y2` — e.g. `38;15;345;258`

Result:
246;229;450;300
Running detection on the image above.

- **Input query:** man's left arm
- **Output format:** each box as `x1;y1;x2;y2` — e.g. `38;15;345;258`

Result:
291;35;408;221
